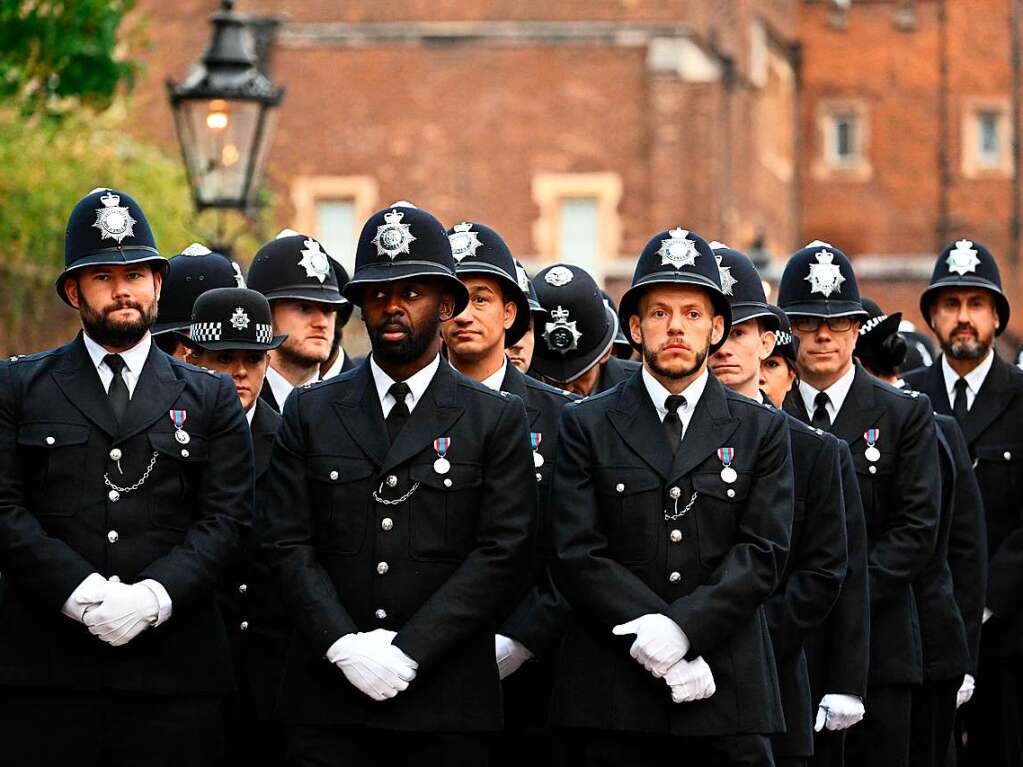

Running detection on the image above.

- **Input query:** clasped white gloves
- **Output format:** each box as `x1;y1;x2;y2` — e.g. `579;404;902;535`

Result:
61;572;111;624
495;634;534;680
957;674;976;708
814;693;865;732
327;629;418;702
612;614;690;678
82;582;159;647
665;656;716;703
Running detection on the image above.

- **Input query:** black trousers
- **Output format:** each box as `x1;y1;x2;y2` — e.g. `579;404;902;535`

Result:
959;651;1023;767
286;724;492;767
553;727;774;767
492;661;555;767
808;729;846;767
0;686;225;767
844;684;914;767
223;692;286;767
910;677;960;767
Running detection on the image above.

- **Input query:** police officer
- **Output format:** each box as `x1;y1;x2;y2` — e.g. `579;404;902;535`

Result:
601;289;635;360
319;259;356;380
760;306;800;408
506;260;546;375
902;239;1019;767
151;243;242;358
440;221;574;766
246;230;348;410
779;242;941;767
530;264;637;397
709;244;849;767
551;227;794;766
855;297;986;767
180;287;289;766
261;205;536;766
0;188;253;764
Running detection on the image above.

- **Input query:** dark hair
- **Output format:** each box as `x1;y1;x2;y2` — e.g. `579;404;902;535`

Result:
857;332;907;379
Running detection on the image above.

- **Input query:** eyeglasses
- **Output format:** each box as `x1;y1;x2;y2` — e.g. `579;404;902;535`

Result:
791;316;856;333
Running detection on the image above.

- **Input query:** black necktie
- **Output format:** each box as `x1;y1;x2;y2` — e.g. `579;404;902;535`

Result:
811;391;831;432
953;378;969;421
103;354;130;425
386;382;412;443
663;394;687;455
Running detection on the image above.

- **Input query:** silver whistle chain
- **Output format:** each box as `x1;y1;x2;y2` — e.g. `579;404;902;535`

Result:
373;481;421;506
104;451;159;495
664;491;698;522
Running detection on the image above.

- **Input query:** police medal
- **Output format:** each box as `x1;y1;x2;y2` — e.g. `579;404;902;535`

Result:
864;429;880;463
718;447;737;484
433;437;451;475
530;432;544;468
170;410;190;445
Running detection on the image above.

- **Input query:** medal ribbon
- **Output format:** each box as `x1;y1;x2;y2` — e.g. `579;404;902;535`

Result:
864;429;879;447
530;432;542;451
169;410;187;429
717;447;734;467
433;437;450;458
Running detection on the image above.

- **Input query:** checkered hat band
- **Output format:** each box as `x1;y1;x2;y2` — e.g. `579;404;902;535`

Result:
190;322;222;342
255;323;273;344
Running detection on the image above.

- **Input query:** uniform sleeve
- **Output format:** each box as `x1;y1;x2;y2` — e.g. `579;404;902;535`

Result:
664;409;794;656
499;566;571;659
139;374;253;609
261;390;360;656
0;363;95;609
393;394;536;671
553;406;670;627
763;436;847;661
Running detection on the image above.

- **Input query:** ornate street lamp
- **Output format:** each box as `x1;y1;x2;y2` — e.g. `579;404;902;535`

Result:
166;0;284;213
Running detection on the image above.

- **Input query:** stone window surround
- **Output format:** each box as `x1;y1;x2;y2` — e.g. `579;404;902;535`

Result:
961;97;1012;179
813;99;872;181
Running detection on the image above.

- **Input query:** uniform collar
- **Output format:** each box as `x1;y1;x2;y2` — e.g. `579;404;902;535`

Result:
798;362;856;418
480;357;508;392
82;331;152;376
369;352;441;414
245;403;256;426
941;348;994;400
320;347;347;381
265;364;317;410
641;365;709;419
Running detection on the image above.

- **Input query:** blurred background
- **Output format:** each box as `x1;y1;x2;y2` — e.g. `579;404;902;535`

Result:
3;0;1022;358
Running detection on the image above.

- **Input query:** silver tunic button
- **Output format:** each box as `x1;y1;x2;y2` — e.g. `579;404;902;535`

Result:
669;486;681;499
377;561;389;575
444;478;453;488
238;584;247;594
108;490;120;503
669;571;682;584
536;472;542;482
727;488;736;498
180;449;189;458
45;436;55;445
240;621;249;631
1005;451;1013;461
382;518;394;531
375;609;387;620
869;465;877;475
330;470;339;481
109;575;121;583
107;530;119;544
109;448;122;461
670;529;682;543
386;475;398;488
615;483;625;493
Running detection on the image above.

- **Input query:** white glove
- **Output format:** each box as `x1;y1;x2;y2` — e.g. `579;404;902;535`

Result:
61;573;110;623
326;632;418;702
82;582;159;647
612;614;690;678
957;674;975;708
665;656;716;703
814;693;865;732
495;634;534;680
983;608;994;624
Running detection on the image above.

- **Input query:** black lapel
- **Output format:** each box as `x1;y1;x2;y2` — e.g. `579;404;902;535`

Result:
830;366;886;445
923;360;952;414
782;388;810;424
341;353;356;373
115;343;186;443
259;382;280;413
250;399;280;478
332;362;389;468
961;354;1017;446
607;372;672;479
51;333;118;437
380;359;466;475
668;375;740;483
501;364;542;427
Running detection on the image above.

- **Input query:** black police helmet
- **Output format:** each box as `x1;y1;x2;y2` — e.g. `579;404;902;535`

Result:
618;227;732;354
344;206;469;317
57;188;167;306
531;264;616;384
920;238;1010;335
152;244;241;336
514;260;546;317
600;289;632;354
855;297;906;374
247;230;348;308
777;240;868;320
179;287;286;352
899;328;936;372
447;221;531;346
708;242;779;331
767;305;799;367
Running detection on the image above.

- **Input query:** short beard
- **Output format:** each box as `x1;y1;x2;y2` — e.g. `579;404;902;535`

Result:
368;312;441;364
643;328;712;380
943;337;990;362
277;337;329;368
79;290;155;348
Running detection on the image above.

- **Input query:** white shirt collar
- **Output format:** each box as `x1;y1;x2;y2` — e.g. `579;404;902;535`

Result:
320;347;347;381
798;362;856;421
941;349;994;406
265;364;318;409
83;331;152;377
753;389;765;405
642;366;709;422
480;358;509;392
369;352;442;416
245;402;257;425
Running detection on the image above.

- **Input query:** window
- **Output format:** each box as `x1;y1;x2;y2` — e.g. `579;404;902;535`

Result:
977;111;1001;167
315;199;356;275
558;198;600;277
814;101;871;180
290;176;379;276
829;113;858;166
962;100;1011;177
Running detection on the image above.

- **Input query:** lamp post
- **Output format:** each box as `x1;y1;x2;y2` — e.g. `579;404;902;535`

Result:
166;0;284;217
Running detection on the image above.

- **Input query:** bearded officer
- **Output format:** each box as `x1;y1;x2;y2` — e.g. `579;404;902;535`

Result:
709;244;849;767
247;230;348;411
551;227;794;766
506;260;547;375
261;205;535;766
441;221;574;766
0;188;253;765
901;239;1017;767
180;287;289;766
779;242;941;767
